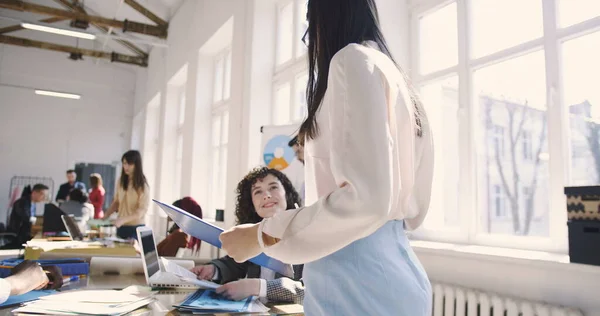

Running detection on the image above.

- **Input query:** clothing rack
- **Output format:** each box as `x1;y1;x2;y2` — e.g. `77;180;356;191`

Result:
6;176;54;223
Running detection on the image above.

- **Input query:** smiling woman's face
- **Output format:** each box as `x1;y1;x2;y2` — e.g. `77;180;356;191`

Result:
250;174;288;219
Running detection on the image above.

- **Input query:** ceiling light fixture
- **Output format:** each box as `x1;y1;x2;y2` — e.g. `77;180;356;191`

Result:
35;89;81;100
21;22;96;40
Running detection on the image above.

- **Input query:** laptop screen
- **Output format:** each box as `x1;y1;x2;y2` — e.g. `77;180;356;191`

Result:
139;229;160;278
61;215;83;241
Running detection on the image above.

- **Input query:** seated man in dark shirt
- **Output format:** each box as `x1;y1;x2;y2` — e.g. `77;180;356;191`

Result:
5;184;49;248
56;169;86;204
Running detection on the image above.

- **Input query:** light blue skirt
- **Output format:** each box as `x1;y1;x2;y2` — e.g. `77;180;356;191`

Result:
302;220;432;316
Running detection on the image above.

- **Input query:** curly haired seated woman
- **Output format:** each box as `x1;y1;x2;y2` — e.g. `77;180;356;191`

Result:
190;167;304;304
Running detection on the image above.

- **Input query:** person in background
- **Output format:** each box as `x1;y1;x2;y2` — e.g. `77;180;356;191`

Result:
55;170;86;204
5;184;49;248
191;167;304;304
59;189;93;232
219;0;434;315
156;197;203;257
288;135;305;202
0;260;52;304
102;150;150;239
88;173;105;219
288;135;304;165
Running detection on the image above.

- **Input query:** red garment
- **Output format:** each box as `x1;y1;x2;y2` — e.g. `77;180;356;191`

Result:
173;197;203;251
89;187;105;219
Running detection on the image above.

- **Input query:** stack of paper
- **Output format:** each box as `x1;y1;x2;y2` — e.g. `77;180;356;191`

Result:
160;257;220;289
11;287;154;315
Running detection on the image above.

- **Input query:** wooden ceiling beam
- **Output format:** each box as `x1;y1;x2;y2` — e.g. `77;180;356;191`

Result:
53;0;148;57
0;16;67;34
0;0;167;38
124;0;168;27
0;34;148;67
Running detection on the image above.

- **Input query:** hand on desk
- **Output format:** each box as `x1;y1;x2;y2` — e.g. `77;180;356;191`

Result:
190;264;215;280
215;279;260;301
5;260;50;295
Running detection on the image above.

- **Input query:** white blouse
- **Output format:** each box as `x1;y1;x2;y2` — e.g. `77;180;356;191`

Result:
258;41;435;264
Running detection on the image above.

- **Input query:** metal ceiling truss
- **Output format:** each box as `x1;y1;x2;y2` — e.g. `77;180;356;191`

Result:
0;0;171;67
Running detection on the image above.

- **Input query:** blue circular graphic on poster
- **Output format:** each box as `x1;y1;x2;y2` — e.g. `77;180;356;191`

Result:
263;134;296;170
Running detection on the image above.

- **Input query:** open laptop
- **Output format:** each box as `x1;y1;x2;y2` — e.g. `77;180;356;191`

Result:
136;226;219;289
61;215;84;241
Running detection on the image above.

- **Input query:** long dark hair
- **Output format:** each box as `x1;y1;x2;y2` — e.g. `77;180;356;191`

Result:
120;150;147;193
235;167;302;225
299;0;423;143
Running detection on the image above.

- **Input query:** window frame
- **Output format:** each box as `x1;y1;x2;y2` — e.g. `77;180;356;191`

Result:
273;0;309;125
173;87;186;199
409;0;600;253
208;47;232;219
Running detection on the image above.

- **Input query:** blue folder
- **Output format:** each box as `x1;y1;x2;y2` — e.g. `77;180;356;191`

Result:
0;290;56;307
153;199;293;277
173;289;252;313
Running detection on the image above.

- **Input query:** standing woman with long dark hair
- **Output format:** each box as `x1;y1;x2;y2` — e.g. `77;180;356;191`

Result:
103;150;150;239
219;0;434;315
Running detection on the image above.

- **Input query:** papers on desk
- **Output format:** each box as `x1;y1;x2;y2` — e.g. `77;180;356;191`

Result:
161;257;219;289
11;287;154;315
26;240;105;252
0;290;56;307
173;289;269;314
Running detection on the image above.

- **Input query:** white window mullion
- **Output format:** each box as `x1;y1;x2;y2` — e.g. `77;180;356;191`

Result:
457;0;475;243
542;0;569;253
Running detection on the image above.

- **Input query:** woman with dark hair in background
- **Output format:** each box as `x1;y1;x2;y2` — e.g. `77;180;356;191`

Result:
219;0;435;314
103;150;150;239
89;173;105;219
156;197;203;257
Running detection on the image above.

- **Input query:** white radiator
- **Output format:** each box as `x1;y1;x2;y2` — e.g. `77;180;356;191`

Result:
432;283;583;316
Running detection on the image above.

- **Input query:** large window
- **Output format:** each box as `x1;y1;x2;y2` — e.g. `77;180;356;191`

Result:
273;0;309;125
412;0;600;252
209;48;232;219
563;30;600;186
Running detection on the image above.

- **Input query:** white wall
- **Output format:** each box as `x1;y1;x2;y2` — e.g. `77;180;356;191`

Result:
133;0;251;237
0;44;136;221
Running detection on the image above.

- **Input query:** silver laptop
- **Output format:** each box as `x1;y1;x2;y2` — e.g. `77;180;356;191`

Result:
61;215;83;241
136;226;218;289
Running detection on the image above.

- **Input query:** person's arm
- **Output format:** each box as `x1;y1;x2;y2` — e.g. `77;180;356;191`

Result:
76;182;86;192
89;190;99;207
55;184;67;203
102;196;119;219
210;256;251;284
263;277;304;304
258;45;408;264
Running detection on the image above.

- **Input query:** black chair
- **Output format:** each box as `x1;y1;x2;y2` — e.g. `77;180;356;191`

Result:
0;223;17;248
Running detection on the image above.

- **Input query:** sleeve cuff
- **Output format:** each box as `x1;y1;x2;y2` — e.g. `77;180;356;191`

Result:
257;220;267;249
259;279;267;298
0;278;12;304
212;267;220;281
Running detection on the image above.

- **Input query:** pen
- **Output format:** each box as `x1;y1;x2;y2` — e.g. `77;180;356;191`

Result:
62;275;80;286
